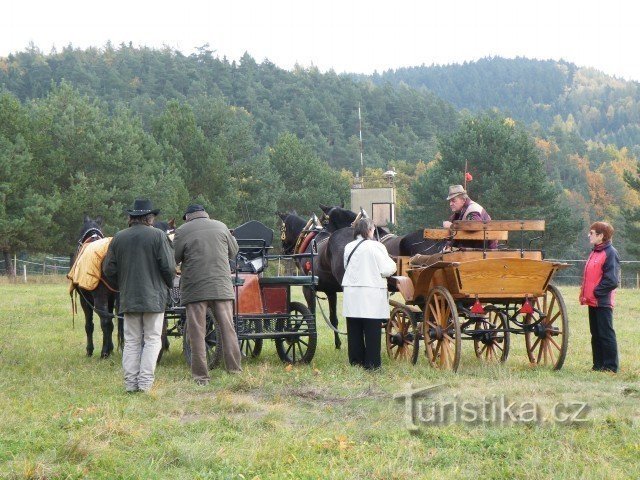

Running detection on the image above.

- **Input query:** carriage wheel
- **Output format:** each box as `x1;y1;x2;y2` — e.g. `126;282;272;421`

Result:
422;287;461;372
275;302;317;364
524;284;569;370
157;315;170;364
240;320;263;359
240;338;263;358
473;310;510;363
182;307;223;370
386;306;418;363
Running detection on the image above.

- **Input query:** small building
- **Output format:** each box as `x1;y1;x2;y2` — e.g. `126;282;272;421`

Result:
350;185;396;227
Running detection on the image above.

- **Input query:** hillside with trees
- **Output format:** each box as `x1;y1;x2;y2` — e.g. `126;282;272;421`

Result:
374;57;640;158
1;46;639;268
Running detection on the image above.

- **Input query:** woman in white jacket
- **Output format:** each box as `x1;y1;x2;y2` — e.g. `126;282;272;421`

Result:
342;218;397;369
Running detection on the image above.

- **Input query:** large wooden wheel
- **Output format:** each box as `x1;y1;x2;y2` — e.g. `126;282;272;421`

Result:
386;306;418;363
524;284;569;370
473;310;510;363
422;287;461;372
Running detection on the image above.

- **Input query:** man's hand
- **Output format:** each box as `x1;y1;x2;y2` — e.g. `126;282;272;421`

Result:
442;221;452;229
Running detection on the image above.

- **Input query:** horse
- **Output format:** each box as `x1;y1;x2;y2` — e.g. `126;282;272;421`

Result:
154;218;176;237
319;204;440;256
71;216;120;358
278;211;344;349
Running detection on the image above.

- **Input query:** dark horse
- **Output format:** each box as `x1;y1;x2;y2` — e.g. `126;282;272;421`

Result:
319;204;440;256
72;216;120;358
278;211;345;349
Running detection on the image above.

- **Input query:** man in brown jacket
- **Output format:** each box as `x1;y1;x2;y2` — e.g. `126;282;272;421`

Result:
173;204;242;385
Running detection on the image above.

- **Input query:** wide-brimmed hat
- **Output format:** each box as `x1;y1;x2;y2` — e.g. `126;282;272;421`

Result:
126;198;160;217
446;185;467;201
183;204;205;220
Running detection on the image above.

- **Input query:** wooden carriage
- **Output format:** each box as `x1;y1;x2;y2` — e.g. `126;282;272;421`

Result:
385;220;570;371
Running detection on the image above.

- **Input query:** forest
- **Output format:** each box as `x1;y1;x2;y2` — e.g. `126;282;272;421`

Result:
1;44;639;268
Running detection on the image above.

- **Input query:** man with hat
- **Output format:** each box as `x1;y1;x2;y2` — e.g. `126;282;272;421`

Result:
103;198;176;393
174;204;242;385
443;185;497;250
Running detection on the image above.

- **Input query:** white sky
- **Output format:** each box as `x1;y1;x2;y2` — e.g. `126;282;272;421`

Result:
2;0;638;81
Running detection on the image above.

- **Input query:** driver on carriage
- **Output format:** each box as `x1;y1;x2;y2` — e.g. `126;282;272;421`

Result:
442;185;497;250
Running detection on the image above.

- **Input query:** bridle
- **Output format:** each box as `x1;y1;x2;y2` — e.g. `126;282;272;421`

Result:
280;220;295;255
78;227;104;246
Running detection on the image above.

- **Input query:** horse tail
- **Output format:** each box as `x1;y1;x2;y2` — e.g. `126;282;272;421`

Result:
70;287;77;329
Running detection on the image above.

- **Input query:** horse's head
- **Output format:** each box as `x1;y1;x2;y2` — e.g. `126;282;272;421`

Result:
78;215;105;245
277;211;306;254
154;218;176;235
319;204;357;233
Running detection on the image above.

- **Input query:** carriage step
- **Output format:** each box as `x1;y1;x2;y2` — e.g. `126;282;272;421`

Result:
259;276;319;286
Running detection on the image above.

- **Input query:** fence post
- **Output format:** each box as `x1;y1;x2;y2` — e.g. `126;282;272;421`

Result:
23;264;27;283
636;272;639;289
42;256;46;275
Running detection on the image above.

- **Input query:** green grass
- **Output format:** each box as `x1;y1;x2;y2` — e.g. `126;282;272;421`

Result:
0;284;638;479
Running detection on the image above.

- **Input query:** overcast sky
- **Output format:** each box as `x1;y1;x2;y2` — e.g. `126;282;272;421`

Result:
2;0;638;81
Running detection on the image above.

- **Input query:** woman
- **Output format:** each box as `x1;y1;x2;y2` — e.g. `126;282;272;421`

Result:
342;218;397;369
579;221;620;373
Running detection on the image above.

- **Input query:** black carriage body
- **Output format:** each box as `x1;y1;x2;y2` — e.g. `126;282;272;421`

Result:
164;220;318;365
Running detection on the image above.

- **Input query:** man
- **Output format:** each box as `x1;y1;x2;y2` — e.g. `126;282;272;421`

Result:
443;185;497;250
173;204;242;385
103;198;176;393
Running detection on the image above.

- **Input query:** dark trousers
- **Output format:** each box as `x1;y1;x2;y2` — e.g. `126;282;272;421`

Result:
588;306;619;372
346;317;383;370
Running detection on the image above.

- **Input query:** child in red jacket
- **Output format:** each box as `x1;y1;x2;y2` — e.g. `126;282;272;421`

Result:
579;221;620;372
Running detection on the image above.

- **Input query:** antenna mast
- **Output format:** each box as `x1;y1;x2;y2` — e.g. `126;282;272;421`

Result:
358;103;364;187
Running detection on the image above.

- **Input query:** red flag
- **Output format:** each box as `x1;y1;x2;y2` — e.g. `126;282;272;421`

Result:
465;172;473;182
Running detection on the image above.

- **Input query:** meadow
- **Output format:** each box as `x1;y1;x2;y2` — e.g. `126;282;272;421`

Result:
0;280;638;479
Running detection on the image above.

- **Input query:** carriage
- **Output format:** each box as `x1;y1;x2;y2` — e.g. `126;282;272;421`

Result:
385;220;570;371
163;220;319;368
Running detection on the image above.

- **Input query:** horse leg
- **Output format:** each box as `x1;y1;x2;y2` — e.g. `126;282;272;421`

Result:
99;312;114;358
79;291;94;357
327;292;342;350
95;289;114;358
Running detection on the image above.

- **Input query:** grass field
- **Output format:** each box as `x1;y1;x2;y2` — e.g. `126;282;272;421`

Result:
1;281;639;479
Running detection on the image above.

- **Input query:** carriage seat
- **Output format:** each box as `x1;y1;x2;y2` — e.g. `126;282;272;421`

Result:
232;220;274;274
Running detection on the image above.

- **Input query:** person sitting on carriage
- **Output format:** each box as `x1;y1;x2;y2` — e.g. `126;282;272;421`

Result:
442;185;497;250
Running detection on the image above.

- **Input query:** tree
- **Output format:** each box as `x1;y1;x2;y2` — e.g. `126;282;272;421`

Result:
623;164;640;257
407;114;581;256
0;93;59;275
269;133;349;215
153;100;237;225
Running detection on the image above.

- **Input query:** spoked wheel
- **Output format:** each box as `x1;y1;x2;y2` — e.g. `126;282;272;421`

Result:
473;310;510;363
386;306;418;363
183;307;223;370
157;315;170;364
422;287;461;372
240;320;263;359
275;302;317;364
524;284;569;370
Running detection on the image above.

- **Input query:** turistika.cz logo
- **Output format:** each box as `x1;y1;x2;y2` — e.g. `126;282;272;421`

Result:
394;384;590;431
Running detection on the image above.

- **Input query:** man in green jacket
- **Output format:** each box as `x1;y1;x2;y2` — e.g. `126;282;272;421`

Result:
174;204;242;385
103;199;176;393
